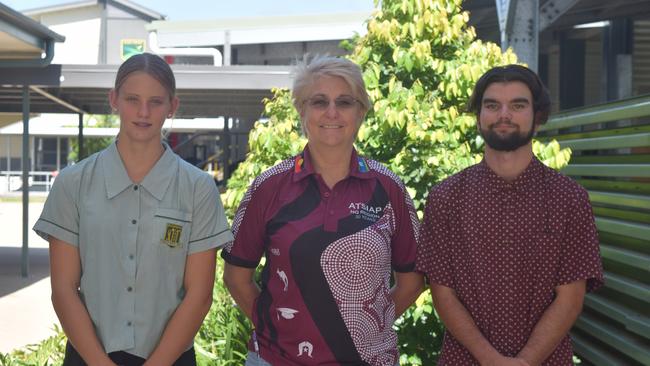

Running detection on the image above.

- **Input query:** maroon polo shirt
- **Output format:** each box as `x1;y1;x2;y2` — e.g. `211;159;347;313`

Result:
416;157;603;365
222;145;419;366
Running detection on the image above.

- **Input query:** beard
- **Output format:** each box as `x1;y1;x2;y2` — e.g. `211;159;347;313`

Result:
479;121;535;152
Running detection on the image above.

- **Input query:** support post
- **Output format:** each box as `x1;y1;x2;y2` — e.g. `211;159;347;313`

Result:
78;113;84;160
21;85;30;278
497;0;539;71
56;136;61;172
223;117;231;182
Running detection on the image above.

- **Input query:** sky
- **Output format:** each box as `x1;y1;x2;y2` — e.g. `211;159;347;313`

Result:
3;0;376;20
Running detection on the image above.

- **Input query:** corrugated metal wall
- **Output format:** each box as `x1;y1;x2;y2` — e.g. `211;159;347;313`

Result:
537;96;650;365
634;20;650;96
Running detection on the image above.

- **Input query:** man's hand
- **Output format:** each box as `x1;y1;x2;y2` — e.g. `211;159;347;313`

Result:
482;355;531;366
516;280;586;365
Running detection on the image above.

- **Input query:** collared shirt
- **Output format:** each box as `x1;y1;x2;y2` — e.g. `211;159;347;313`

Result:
34;141;233;358
416;157;603;365
222;145;419;366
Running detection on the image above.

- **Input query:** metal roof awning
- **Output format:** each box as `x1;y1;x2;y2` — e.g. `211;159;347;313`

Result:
23;0;166;23
0;64;292;119
0;2;65;67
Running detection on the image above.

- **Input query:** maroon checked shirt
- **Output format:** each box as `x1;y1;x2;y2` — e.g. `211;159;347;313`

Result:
416;157;603;365
222;145;419;366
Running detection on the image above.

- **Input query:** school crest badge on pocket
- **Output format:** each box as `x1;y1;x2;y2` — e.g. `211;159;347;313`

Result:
161;223;183;248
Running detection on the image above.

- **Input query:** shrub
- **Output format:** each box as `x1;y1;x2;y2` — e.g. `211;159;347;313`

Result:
0;325;66;366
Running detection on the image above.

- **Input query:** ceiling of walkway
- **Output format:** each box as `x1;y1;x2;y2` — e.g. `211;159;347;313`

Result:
465;0;650;43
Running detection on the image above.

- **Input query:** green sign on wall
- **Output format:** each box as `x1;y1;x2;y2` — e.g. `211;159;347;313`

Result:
121;39;146;60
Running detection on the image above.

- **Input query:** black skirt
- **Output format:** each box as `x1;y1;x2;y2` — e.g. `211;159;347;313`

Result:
62;341;196;366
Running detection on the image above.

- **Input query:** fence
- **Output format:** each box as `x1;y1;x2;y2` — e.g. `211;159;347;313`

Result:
0;171;56;193
538;95;650;365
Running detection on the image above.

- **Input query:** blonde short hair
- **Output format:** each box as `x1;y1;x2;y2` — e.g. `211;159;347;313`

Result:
292;56;370;120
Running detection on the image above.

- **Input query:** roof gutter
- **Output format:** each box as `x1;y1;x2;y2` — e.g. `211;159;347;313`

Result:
0;38;56;67
0;2;64;68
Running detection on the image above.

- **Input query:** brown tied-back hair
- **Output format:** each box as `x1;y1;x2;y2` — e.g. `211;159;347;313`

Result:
114;52;176;100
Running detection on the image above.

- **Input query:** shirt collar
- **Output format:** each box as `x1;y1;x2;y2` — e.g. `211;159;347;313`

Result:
102;141;178;200
102;141;132;199
140;143;178;200
348;149;373;180
478;156;544;193
292;144;373;183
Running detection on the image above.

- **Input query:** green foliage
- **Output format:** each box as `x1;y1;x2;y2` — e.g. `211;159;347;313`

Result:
221;0;572;365
395;290;444;365
222;0;570;218
573;355;582;364
195;256;252;366
0;325;66;366
68;115;118;163
533;139;571;170
352;0;556;214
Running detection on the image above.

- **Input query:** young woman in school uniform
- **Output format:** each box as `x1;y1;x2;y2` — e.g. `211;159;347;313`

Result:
34;52;233;366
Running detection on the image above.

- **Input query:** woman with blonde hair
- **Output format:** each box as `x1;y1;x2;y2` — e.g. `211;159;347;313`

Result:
222;56;423;366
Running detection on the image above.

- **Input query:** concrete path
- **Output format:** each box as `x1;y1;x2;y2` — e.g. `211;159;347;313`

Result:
0;200;60;354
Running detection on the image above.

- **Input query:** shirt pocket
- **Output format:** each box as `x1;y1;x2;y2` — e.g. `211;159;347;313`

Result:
153;208;193;268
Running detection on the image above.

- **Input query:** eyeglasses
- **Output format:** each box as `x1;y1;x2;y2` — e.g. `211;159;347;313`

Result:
304;96;360;111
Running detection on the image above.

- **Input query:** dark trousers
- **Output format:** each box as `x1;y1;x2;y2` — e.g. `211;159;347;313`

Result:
63;342;196;366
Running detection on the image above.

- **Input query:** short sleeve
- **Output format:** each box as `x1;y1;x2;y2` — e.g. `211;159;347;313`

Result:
32;170;80;246
220;177;268;268
389;182;419;273
415;187;454;288
557;188;604;292
187;174;234;254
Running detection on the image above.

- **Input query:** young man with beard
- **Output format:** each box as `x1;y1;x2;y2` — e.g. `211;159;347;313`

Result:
416;65;603;365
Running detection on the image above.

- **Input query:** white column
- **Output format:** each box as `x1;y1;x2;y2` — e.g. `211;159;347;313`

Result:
224;30;232;66
5;135;10;171
30;136;35;171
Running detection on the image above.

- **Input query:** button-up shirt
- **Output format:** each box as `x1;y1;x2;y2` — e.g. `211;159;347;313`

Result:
416;157;603;365
34;141;233;358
